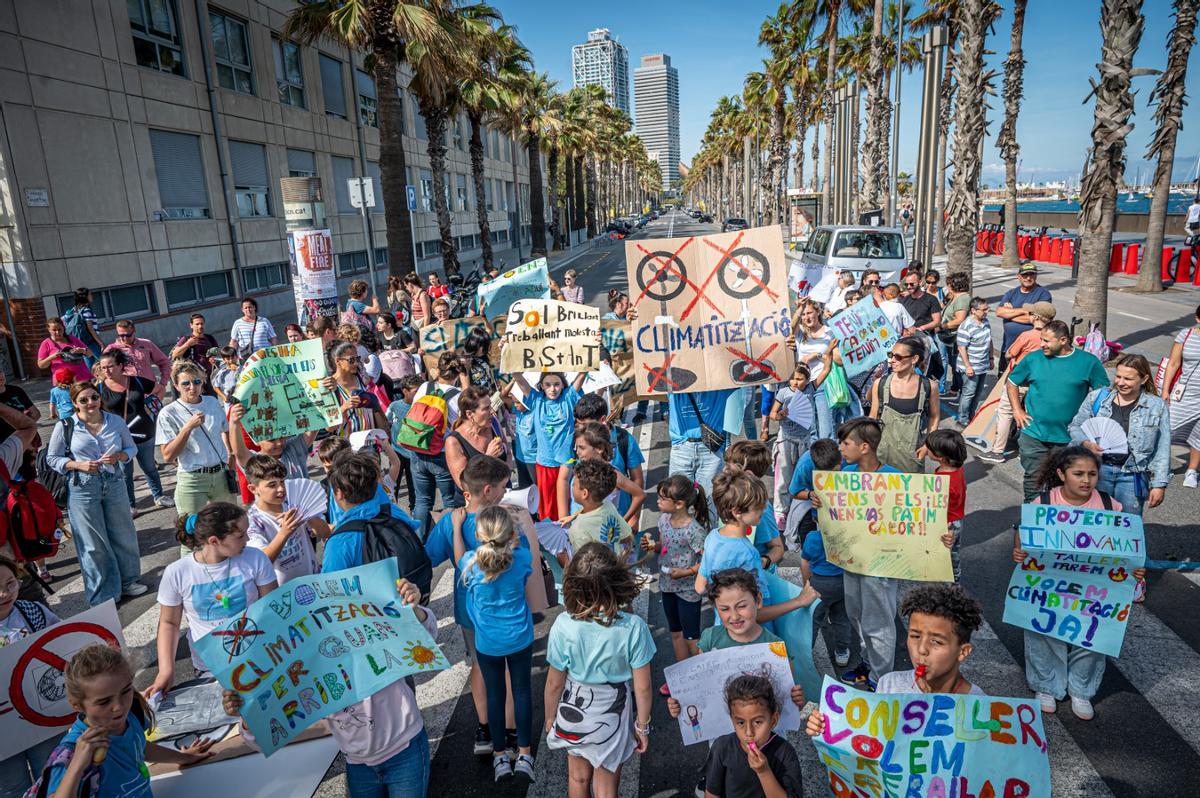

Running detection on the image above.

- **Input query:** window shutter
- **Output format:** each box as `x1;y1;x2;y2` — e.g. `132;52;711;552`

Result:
331;156;354;213
228;141;269;187
287;148;316;175
149;129;208;210
319;54;346;116
355;69;376;100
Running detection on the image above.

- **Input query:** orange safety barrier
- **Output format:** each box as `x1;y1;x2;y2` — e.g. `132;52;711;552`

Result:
1123;243;1141;275
1110;243;1125;273
1178;248;1194;283
1050;238;1063;264
1161;247;1176;281
1059;238;1075;266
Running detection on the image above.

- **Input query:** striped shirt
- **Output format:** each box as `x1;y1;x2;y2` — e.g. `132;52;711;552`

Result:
956;317;993;371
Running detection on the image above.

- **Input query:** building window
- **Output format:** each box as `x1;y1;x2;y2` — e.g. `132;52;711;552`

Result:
228;141;271;217
337;250;369;276
356;70;378;127
164;271;234;309
484;179;493;212
331;156;355;214
320;54;346;118
241;263;288;293
56;283;156;323
375;247;388;266
454;115;465;151
129;0;185;76
149;129;209;219
455;173;469;212
273;38;304;107
209;11;253;94
421;240;442;258
490;229;509;244
413;98;428;140
504;180;513;212
419;169;433;212
287;148;316;178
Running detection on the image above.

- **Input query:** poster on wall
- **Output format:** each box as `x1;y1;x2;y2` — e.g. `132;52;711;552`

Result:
288;229;338;325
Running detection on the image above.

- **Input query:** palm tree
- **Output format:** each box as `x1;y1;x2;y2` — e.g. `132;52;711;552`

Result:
284;0;449;277
943;0;999;281
820;0;844;215
1138;0;1199;292
513;71;558;258
1075;0;1148;332
860;0;890;214
997;0;1028;272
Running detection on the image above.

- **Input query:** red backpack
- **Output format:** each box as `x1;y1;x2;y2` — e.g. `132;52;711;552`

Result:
397;383;460;456
0;460;62;563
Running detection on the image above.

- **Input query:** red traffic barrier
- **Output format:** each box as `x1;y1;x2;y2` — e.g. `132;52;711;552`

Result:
1178;248;1194;283
1161;247;1176;281
1110;243;1125;273
1050;238;1063;264
975;230;986;254
1123;243;1140;275
1058;238;1074;266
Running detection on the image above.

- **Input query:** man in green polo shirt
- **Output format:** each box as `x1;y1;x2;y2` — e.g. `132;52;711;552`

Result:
1007;319;1109;500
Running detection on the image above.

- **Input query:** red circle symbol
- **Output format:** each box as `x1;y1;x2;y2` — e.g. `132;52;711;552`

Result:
9;622;121;727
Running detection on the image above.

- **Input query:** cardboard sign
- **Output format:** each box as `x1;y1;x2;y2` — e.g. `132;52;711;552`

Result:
811;677;1051;797
600;319;656;407
287;229;338;324
477;257;550;319
0;601;125;758
417;315;501;378
192;561;450;757
151;732;339;798
500;299;600;373
232;339;340;444
625;226;795;395
812;470;953;582
827;301;896;377
146;679;241;742
1003;503;1145;657
663;642;800;745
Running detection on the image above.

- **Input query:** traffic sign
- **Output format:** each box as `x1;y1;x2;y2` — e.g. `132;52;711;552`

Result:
348;177;376;209
406;184;417;211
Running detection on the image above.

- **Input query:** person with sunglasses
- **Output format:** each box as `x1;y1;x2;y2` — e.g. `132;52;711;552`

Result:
156;362;237;516
96;350;171;511
329;341;389;439
996;262;1052;373
46;382;147;605
104;320;170;399
858;269;882;294
868;336;941;473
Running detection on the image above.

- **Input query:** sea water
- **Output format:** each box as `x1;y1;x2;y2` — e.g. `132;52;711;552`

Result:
983;193;1194;215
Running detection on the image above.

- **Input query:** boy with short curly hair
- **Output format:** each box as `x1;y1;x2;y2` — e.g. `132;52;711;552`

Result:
567;459;633;557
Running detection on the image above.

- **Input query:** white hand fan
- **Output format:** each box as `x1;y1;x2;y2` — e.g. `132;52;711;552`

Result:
1080;417;1128;455
787;390;816;430
286;478;327;522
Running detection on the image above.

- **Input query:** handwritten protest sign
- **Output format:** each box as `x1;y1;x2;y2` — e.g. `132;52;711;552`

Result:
287;229;337;323
0;601;125;758
477;257;550;319
417;315;501;376
501;299;600;373
193;561;449;757
232;339;340;444
626;226;794;395
663;642;800;745
788;259;838;303
763;570;823;705
827;301;896;377
1003;503;1145;657
811;677;1051;798
812;470;952;581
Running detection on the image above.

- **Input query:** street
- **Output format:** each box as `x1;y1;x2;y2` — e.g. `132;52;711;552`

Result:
27;210;1200;797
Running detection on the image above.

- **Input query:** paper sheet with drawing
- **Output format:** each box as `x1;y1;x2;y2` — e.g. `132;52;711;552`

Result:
147;679;241;741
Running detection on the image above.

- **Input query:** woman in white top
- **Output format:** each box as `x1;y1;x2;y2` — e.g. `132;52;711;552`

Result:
147;502;277;697
156;362;236;516
228;297;277;357
46;382;146;606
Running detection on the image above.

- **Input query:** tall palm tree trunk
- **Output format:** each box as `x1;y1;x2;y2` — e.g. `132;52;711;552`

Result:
1139;0;1199;291
934;54;957;256
998;0;1029;272
419;103;460;275
861;0;889;212
768;96;786;225
795;123;807;192
573;155;585;233
1076;0;1147;332
468;112;494;270
586;159;597;236
944;0;999;281
811;124;820;200
548;145;561;249
821;1;842;214
527;134;548;258
373;50;415;276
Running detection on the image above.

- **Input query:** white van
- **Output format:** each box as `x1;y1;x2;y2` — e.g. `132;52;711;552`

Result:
800;225;908;282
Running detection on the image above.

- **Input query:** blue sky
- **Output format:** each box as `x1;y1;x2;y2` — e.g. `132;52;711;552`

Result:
499;0;1200;185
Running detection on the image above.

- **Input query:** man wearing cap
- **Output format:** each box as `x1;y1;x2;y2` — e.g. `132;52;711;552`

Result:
995;262;1052;373
978;301;1057;464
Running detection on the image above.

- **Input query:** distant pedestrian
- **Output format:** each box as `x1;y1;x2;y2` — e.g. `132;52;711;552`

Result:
169;314;219;380
36;317;93;383
1185;195;1200;237
955;298;993;426
105;320;170;398
995;263;1052;373
228;297;276;358
60;287;104;366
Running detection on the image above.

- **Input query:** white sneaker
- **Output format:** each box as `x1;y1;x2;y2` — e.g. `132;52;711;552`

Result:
834;648;851;667
154;495;176;508
1184;470;1199;488
122;582;149;598
492;754;513;782
513;754;535;782
1070;696;1095;721
1035;692;1057;713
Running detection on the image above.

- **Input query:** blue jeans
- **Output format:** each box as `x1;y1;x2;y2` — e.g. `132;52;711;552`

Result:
957;372;988;425
1097;464;1146;516
124;439;164;503
67;470;142;605
476;643;534;751
0;737;59;798
344;727;430;798
1024;631;1106;700
668;440;724;521
810;386;858;443
410;452;462;542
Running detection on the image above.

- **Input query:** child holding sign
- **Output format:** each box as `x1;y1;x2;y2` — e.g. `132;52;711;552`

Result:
705;674;805;798
1015;445;1144;720
508;371;588;521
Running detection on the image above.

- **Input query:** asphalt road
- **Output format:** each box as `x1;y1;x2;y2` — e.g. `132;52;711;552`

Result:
28;208;1200;797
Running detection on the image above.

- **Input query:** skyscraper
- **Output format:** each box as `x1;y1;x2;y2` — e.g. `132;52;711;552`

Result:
634;53;680;192
571;28;631;117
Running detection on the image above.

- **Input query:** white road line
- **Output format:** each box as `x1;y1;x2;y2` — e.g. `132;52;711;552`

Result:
1114;310;1155;322
415;568;468;761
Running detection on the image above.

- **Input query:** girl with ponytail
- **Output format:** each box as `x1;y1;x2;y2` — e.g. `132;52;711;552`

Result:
146;502;277;700
451;505;537;780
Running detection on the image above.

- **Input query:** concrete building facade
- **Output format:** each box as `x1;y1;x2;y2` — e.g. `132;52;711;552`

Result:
571;28;630;118
633;53;679;192
0;0;546;377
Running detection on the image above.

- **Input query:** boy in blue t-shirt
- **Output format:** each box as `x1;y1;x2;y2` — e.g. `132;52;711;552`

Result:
573;393;646;517
49;368;76;419
785;438;842;549
723;440;783;573
810;418;900;690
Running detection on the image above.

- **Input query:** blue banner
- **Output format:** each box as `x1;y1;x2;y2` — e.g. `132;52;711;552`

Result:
1003;503;1145;657
477;257;550;319
763;570;823;706
192;561;449;757
827;301;896;377
811;676;1051;797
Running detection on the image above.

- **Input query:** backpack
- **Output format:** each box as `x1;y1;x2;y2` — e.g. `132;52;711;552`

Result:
0;460;63;563
397;383;460;455
1091;387;1111;417
36;417;74;508
613;425;633;472
379;348;416;381
61;307;89;344
332;507;432;604
1082;323;1111;363
341;303;378;351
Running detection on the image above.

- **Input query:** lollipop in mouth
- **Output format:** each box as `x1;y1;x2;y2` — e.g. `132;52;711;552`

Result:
914;665;927;681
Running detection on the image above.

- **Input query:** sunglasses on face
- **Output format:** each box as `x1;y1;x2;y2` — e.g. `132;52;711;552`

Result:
339;356;360;364
886;351;913;360
1020;273;1036;278
905;283;919;289
116;332;134;339
79;394;101;404
178;379;204;387
865;280;880;286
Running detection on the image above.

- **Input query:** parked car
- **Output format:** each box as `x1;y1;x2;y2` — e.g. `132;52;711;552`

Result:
722;218;749;232
699;213;713;223
798;225;907;282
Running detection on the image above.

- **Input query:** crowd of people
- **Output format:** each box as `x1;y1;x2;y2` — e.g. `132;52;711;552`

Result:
0;254;1197;798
